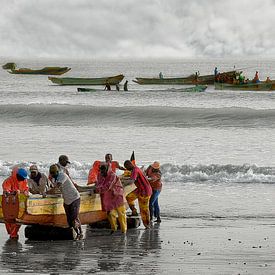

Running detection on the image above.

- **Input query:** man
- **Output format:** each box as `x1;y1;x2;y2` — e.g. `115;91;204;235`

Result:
123;80;128;91
28;165;50;197
56;155;77;187
145;161;162;223
87;154;125;185
49;164;82;239
105;153;125;173
57;155;71;175
96;162;127;234
124;160;152;229
2;168;29;239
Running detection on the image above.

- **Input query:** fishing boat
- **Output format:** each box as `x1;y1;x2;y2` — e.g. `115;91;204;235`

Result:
2;62;71;75
49;74;124;85
77;88;99;92
0;179;136;228
169;85;207;93
214;81;275;91
133;71;236;85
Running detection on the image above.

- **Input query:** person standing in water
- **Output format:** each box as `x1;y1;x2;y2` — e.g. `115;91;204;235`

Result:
123;80;128;91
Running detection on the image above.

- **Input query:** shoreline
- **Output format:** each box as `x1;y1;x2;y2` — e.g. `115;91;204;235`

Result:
0;217;274;274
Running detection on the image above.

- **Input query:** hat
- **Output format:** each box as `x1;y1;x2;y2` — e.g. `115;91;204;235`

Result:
59;155;70;164
49;164;59;175
151;161;160;170
30;165;38;172
17;168;29;179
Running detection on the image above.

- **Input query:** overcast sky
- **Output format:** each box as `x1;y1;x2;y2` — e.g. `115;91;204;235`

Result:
1;0;275;59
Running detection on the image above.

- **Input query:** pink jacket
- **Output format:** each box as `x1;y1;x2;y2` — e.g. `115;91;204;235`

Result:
96;168;125;211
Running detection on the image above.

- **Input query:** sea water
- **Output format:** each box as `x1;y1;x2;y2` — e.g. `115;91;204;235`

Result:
1;58;275;273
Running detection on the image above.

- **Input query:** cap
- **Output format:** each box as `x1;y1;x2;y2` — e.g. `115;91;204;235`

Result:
17;168;29;179
59;155;70;164
49;164;59;175
30;165;38;172
151;161;160;170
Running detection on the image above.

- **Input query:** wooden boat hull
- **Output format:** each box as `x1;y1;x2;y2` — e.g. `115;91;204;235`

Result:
77;88;98;92
169;85;207;92
215;82;275;91
0;181;136;228
49;74;124;85
8;67;71;75
133;71;236;85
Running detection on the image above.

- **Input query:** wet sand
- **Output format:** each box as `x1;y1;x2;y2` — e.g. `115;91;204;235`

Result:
0;217;275;274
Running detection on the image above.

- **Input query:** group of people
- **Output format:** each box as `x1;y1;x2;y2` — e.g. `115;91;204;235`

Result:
104;80;128;91
2;153;162;239
215;68;271;85
87;154;162;233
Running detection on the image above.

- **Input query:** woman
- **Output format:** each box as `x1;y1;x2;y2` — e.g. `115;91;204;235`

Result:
96;162;127;234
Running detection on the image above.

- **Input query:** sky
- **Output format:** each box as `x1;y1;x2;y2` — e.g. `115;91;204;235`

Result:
1;0;275;59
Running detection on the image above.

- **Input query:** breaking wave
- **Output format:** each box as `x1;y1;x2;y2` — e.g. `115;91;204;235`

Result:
1;161;275;184
1;104;275;128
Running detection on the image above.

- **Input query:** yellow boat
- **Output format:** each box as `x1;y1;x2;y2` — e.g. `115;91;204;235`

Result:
2;62;71;75
0;180;135;228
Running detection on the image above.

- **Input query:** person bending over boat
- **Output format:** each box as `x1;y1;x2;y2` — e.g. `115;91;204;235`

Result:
49;164;82;239
96;162;127;234
124;160;152;229
145;161;162;223
2;168;29;239
28;165;51;197
56;155;78;187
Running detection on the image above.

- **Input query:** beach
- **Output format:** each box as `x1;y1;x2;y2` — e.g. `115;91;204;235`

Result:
0;216;275;274
1;57;275;273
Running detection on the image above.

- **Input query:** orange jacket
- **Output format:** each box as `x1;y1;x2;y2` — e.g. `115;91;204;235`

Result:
2;168;29;193
88;161;101;184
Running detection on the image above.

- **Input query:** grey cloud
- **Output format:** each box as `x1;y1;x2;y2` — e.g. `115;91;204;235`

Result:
0;0;274;58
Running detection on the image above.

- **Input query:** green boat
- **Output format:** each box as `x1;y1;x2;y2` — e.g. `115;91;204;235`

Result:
215;81;275;91
77;88;98;92
49;74;124;85
2;62;71;75
133;71;236;85
169;85;207;92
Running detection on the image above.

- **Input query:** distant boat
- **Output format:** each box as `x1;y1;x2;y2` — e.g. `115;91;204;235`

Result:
214;81;275;91
169;85;207;93
49;74;124;85
133;71;236;85
2;62;71;75
77;88;98;92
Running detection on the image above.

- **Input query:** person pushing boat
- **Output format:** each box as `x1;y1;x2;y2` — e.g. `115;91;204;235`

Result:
96;162;127;234
49;164;83;239
124;160;152;229
2;168;29;239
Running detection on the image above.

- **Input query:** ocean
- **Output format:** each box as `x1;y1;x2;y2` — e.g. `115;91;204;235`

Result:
1;58;275;274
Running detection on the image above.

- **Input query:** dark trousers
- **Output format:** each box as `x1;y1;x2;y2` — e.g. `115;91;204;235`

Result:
63;198;82;234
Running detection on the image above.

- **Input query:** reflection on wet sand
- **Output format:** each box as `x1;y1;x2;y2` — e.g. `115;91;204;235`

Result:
1;238;82;274
0;224;162;274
